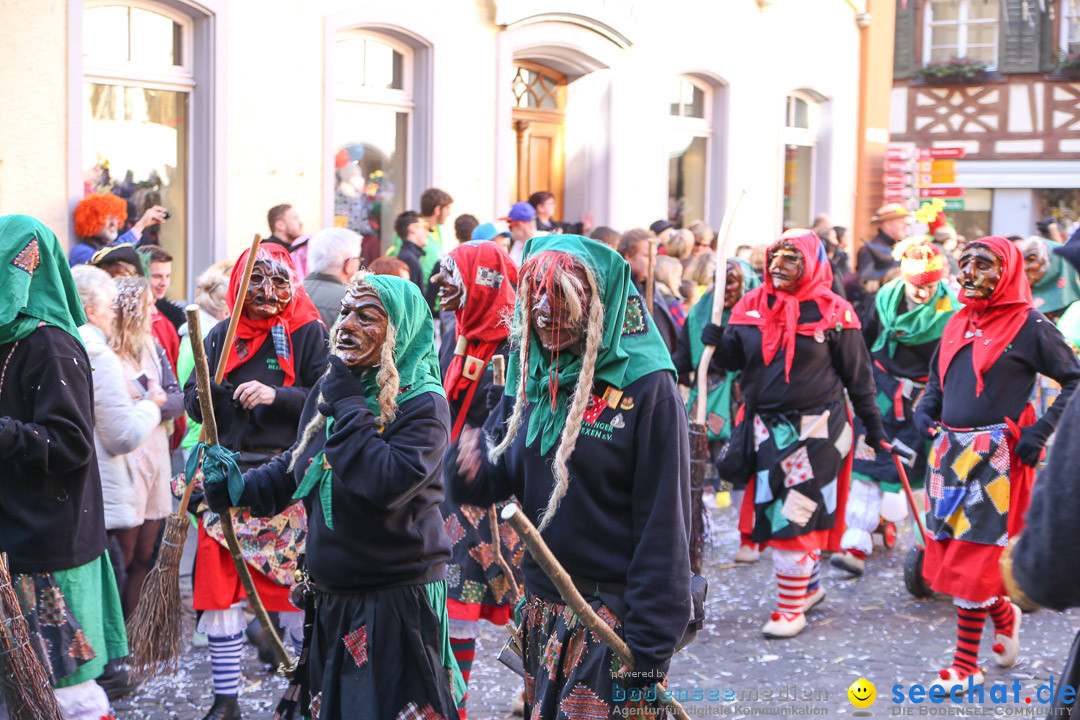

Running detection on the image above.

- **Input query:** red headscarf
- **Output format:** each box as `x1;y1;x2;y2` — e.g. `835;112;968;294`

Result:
729;229;859;381
221;243;324;387
938;235;1033;396
443;241;518;440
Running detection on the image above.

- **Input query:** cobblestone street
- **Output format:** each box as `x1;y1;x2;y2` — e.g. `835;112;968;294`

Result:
115;503;1080;719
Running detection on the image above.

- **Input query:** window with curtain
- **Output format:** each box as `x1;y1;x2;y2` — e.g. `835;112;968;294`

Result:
83;2;191;291
668;78;711;228
925;0;1001;67
332;33;412;258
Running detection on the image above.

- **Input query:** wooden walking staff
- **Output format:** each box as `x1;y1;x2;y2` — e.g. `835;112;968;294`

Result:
689;191;747;573
500;506;691;720
645;238;657;316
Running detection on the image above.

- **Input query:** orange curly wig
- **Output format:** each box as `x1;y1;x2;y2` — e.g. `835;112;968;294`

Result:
74;193;128;238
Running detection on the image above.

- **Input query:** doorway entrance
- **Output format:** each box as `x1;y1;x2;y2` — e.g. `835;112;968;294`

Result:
510;62;566;214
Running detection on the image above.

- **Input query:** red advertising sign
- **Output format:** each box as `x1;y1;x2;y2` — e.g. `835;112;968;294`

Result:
884;160;914;172
887;147;913;160
917;186;965;198
917;147;967;160
883;186;914;200
883;173;913;186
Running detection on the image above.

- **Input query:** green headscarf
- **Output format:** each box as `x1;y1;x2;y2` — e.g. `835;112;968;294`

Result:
1030;239;1080;317
506;235;675;455
870;276;960;357
293;274;445;528
0;215;86;345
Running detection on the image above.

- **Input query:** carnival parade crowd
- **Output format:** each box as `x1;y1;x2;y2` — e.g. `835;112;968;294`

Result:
4;187;1080;720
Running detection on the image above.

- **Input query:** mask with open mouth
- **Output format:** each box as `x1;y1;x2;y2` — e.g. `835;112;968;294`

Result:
243;258;293;320
958;244;1003;301
333;284;389;367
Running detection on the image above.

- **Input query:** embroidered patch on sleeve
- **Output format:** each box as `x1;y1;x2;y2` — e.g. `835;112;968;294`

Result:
460;505;486;528
559;683;609;719
342;624;368;668
620;295;648;337
11;237;40;275
475;265;504;288
469;542;496;571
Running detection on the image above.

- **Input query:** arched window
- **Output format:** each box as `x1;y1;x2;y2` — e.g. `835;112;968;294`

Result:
510;62;567;207
332;31;414;258
782;92;821;229
668;77;712;228
82;1;194;291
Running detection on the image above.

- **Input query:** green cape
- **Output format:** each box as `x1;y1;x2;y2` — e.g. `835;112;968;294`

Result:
0;215;86;345
1031;240;1080;316
870;277;959;357
506;235;675;455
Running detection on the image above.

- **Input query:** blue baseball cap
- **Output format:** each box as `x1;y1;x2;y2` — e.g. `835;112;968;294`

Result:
471;222;511;242
500;201;536;224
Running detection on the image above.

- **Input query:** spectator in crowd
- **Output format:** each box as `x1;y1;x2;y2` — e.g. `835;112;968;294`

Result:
618;228;678;353
530;191;594;236
1037;217;1064;244
91;243;144;278
389;188;454;294
455;213;480;243
395;211;430;294
932;225;962;276
303;227;362;327
650;219;675;246
654;255;688;327
666;229;695;264
685;250;717;295
859;203;909;287
142;244;185;358
1;214;129;719
812;213;832;234
367;256;411;279
109;276;184;617
70;193;167;266
589;225;620;249
501;201;538;266
266;203;305;253
688;220;715;256
735;244;753;262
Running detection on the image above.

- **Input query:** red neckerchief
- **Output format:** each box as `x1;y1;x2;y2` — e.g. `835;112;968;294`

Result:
221;243;324;387
938;235;1033;396
728;229;859;381
443;241;518;440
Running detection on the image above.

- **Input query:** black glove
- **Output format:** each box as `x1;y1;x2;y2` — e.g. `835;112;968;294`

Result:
320;355;368;411
203;473;233;513
865;424;889;452
701;322;725;348
913;410;938;439
485;384;505;413
1014;423;1051;468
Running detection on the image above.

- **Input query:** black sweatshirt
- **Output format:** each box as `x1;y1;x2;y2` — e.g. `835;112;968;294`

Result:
861;294;940;380
710;300;885;439
446;370;691;679
184;318;328;452
237;381;452;592
0;327;106;573
398;241;426;296
919;310;1080;432
672;321;695;386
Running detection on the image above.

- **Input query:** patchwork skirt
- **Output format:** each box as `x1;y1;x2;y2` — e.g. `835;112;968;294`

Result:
851;362;930;492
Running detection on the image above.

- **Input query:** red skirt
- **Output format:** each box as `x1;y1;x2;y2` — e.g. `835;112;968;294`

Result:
446;598;512;627
193;521;295;612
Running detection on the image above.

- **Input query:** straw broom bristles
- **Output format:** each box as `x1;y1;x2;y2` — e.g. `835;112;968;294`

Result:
0;553;64;720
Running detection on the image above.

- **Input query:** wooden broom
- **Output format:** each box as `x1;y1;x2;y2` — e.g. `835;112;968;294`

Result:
501;506;691;720
0;553;64;720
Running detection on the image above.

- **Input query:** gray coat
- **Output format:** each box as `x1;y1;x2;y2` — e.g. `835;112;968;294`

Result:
303;272;347;328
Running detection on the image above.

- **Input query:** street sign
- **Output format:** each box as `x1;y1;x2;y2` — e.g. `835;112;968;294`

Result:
918;160;957;173
883;186;915;200
918;173;957;185
884;160;914;172
887;147;914;160
917;187;965;198
941;199;964;211
918;147;967;160
883;173;913;185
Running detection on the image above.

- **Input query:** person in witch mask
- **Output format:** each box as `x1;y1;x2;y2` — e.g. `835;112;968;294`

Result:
1017;235;1080;324
448;235;691;718
700;228;887;639
430;240;523;719
833;239;960;577
202;274;461;720
183;244;327;720
913;236;1080;690
672;257;763;564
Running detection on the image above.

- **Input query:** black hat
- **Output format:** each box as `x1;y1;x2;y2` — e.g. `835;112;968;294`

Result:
1053;225;1080;274
90;243;145;275
1036;217;1058;235
649;219;673;235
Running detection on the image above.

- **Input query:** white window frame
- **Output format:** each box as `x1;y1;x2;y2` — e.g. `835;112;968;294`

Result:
923;0;1001;70
668;76;713;225
1061;0;1080;56
780;91;821;231
83;0;195;91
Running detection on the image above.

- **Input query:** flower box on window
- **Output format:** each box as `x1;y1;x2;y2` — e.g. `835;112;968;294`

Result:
914;57;991;84
1050;53;1080;79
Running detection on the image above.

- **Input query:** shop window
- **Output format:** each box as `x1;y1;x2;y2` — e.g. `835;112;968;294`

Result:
669;78;712;228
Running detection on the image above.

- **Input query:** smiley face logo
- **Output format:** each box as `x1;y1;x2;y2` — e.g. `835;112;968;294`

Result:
848;678;876;708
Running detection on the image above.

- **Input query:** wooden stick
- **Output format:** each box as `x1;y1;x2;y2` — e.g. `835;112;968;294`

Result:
694;191;747;425
492;355;506;388
645;238;657;316
215;233;262;385
501;505;691;720
485;355;519;602
186;305;295;678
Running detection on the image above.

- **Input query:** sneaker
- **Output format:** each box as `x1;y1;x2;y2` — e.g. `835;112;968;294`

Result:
830;550;865;577
802;586;826;613
762;611;806;638
992;602;1022;668
938;666;984;693
734;543;761;564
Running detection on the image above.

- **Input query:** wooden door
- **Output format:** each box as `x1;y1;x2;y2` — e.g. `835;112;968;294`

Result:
511;62;566;214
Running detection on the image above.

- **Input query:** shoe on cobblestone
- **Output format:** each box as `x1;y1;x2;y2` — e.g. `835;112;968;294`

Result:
802;587;826;613
992;602;1022;668
938;666;984;692
734;543;761;564
830;551;865;576
762;611;806;638
202;694;240;720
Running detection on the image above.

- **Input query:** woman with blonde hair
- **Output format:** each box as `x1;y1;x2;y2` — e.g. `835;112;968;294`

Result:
110;275;183;616
654;254;688;326
666;228;695;261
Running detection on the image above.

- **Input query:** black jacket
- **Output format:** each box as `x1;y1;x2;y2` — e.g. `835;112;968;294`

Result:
0;327;106;573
